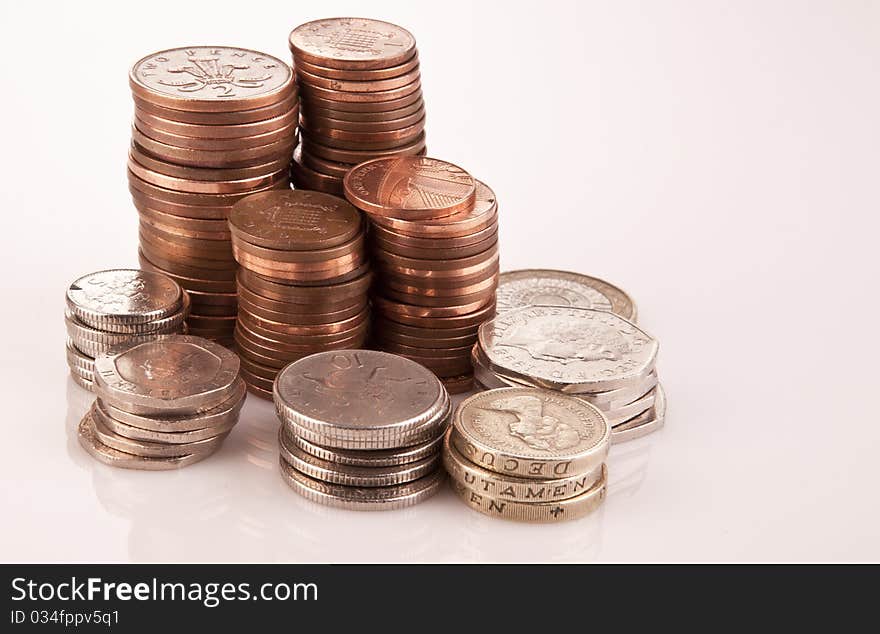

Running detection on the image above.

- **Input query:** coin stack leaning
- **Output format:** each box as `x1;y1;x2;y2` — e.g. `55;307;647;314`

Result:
343;156;499;394
228;190;371;398
445;387;610;522
274;350;448;510
78;335;245;470
128;46;298;345
65;269;188;391
472;305;665;444
288;18;426;194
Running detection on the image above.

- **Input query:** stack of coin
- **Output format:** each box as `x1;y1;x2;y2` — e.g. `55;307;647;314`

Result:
472;305;665;444
65;270;188;391
274;350;448;510
496;269;638;321
288;18;426;194
78;335;245;470
343;156;499;393
444;387;610;522
128;46;298;345
228;190;371;397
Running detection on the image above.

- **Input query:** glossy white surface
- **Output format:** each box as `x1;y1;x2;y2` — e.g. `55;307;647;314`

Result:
1;1;878;562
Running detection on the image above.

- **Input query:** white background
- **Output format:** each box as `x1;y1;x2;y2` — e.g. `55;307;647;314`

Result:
1;0;878;562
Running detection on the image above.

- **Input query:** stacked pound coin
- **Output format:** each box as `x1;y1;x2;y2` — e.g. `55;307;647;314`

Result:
274;350;448;510
472;305;665;444
344;156;500;394
128;46;298;345
289;18;426;194
445;388;610;522
78;335;245;470
229;190;371;397
65;270;188;391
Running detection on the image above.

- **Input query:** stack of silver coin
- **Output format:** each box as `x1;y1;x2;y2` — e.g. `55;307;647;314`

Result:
77;334;245;470
444;387;610;522
65;269;189;391
273;350;448;510
472;304;664;444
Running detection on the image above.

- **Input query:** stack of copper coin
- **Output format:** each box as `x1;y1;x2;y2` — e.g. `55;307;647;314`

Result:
64;270;188;391
288;18;426;194
274;351;448;510
127;46;298;345
228;190;371;397
343;156;499;393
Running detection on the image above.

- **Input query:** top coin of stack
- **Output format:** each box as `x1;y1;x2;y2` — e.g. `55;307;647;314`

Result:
65;269;188;391
444;387;610;522
128;46;298;345
344;156;499;393
274;350;449;510
289;18;427;194
472;306;665;444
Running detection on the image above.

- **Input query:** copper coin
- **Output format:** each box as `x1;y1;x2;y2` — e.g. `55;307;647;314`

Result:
441;374;475;394
372;228;498;260
303;119;425;150
232;244;363;274
239;354;279;381
137;206;231;236
290;147;345;194
130;190;231;220
369;180;497;239
187;314;237;330
137;244;237;280
300;132;426;165
138;227;234;262
296;65;420;93
131;142;292;182
228;188;362;250
138;216;230;243
132;91;299;125
138;231;235;266
289;18;416;70
344;156;475;219
134;106;298;139
139;221;232;252
375;329;477;350
130;47;295;112
294;52;419;81
299;149;352;178
232;233;364;265
372;296;496;324
237;268;371;304
371;217;498;250
236;316;369;346
139;251;237;293
188;300;238;317
237;281;366;314
373;243;499;274
372;316;478;339
377;257;500;286
299;78;420;105
301;106;425;133
378;285;496;309
377;340;473;359
371;349;471;377
380;272;499;298
132;126;296;168
235;323;367;356
187;288;238;307
129;154;288;194
239;365;277;393
129;168;288;206
299;88;422;113
235;336;293;369
135;117;297;151
238;306;369;336
302;98;424;123
238;293;364;325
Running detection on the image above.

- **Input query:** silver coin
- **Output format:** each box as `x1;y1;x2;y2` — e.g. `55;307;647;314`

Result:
288;426;445;467
98;377;246;433
77;409;213;470
449;465;607;523
70;372;94;392
611;384;667;444
496;269;637;321
600;386;657;425
90;402;227;458
93;397;240;444
279;457;445;511
94;334;241;415
274;350;449;449
64;293;188;341
279;429;440;487
478;306;658;392
443;428;604;503
66;341;96;374
452;387;610;479
66;269;182;329
576;371;659;408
